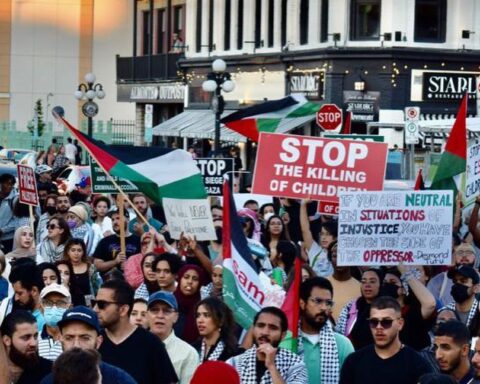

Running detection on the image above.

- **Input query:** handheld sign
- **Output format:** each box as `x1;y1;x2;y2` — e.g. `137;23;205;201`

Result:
252;132;388;206
17;165;39;206
195;158;234;196
337;190;453;266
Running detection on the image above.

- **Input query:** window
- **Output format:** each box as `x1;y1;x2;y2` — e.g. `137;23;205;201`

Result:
157;9;166;53
208;0;214;50
225;0;231;50
281;0;287;47
350;0;381;41
300;0;309;45
237;0;244;49
414;0;446;42
142;11;151;55
173;5;184;35
267;0;274;47
255;0;262;48
196;0;202;52
320;0;329;42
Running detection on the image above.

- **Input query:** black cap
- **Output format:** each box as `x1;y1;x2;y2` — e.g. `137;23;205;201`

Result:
448;265;480;285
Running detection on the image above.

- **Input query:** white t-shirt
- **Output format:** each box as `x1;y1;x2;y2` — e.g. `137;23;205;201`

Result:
65;143;77;161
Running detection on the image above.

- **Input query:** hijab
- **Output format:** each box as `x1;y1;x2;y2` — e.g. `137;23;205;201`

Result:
6;226;36;261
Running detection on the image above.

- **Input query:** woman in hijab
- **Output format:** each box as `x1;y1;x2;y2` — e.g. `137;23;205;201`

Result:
174;264;205;344
5;226;36;264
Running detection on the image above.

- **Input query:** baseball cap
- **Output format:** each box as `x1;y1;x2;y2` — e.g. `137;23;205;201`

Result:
448;265;480;285
35;164;53;175
148;291;178;311
57;306;101;334
40;283;71;300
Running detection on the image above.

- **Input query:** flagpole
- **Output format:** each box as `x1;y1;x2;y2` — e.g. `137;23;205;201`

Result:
53;113;150;226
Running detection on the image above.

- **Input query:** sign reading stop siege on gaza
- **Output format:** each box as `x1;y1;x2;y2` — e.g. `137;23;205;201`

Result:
252;132;388;204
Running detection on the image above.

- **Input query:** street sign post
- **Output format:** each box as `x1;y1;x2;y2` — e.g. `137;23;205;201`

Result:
316;104;343;131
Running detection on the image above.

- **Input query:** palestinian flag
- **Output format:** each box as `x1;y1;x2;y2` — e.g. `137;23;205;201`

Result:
280;257;303;353
414;169;425;191
342;111;352;134
222;179;264;329
221;94;319;142
55;115;206;204
430;95;467;199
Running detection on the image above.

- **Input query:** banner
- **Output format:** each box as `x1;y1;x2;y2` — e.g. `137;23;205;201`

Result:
195;158;234;196
252;132;388;204
337;190;453;266
17;165;38;206
465;141;480;206
163;198;216;241
90;158;139;193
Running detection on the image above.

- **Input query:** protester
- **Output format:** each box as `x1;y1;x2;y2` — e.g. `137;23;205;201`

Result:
35;165;57;195
472;337;480;380
340;296;432;384
194;297;238;362
0;173;18;253
73;139;82;165
45;141;56;167
200;263;223;300
36;194;58;245
66;205;97;256
5;226;36;263
227;306;308;383
261;215;289;256
55;260;74;291
134;252;160;300
37;215;71;263
55;194;71;220
52;145;70;174
148;291;199;383
91;195;113;238
130;298;148;329
52;348;101;384
12;201;34;232
128;193;163;236
64;138;77;165
94;279;178;384
152;252;182;293
37;263;60;287
0;255;9;301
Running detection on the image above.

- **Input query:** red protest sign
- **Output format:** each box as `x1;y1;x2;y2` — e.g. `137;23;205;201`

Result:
252;133;388;204
17;165;39;206
318;201;339;216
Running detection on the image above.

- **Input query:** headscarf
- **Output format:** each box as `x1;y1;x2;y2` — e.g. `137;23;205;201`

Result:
6;226;36;261
237;208;261;241
174;264;206;344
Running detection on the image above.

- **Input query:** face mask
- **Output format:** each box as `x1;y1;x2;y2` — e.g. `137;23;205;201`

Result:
67;219;77;229
381;283;399;299
44;307;67;327
45;206;57;215
208;245;219;261
451;283;471;303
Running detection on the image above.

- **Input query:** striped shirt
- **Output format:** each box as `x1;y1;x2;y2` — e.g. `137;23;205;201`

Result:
38;326;63;361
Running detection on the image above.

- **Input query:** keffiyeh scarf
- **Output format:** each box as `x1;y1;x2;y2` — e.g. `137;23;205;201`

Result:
200;339;225;362
447;299;479;327
39;239;65;263
298;320;339;384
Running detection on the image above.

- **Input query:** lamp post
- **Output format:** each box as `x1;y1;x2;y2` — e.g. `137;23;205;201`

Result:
202;59;235;156
74;73;105;137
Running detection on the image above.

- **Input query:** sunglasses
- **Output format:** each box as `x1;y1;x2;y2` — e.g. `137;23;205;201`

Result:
368;318;398;329
47;224;59;230
91;299;120;310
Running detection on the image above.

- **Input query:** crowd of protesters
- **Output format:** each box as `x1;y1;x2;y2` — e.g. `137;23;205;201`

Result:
2;148;480;384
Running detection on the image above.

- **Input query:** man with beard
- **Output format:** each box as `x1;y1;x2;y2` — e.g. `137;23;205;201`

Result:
434;320;479;383
93;209;141;275
128;193;163;237
296;277;353;383
227;306;308;384
1;310;52;383
55;194;71;220
340;296;431;384
446;265;480;328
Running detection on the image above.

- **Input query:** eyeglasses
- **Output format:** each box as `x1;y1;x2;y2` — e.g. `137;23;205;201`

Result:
308;297;334;308
42;299;69;309
148;307;175;315
455;251;475;257
368;317;399;329
47;224;59;230
91;299;120;310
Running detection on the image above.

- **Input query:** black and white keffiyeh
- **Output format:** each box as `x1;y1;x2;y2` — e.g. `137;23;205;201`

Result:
200;339;225;362
447;299;479;327
227;346;307;384
298;320;339;384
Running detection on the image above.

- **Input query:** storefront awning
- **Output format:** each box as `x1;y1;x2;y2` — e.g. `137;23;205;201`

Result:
152;109;316;142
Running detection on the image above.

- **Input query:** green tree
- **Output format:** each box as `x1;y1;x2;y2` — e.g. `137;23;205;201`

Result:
28;99;46;137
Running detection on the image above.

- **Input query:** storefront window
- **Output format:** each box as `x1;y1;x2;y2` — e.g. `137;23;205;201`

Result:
414;0;446;43
350;0;381;41
300;0;309;45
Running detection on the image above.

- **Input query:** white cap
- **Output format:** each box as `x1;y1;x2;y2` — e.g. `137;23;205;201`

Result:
40;283;71;300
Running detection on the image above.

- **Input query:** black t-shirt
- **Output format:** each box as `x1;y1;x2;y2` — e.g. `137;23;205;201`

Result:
400;302;435;350
99;327;178;384
340;344;432;384
93;234;141;262
17;356;52;384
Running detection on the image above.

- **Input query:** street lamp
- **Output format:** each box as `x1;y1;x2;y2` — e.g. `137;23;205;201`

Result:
202;59;235;156
74;73;105;137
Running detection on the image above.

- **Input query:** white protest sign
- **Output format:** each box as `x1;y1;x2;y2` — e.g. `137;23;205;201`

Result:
337;190;453;266
163;198;217;241
465;141;480;205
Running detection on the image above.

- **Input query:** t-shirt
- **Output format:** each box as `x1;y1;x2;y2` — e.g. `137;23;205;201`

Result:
327;276;361;321
17;356;52;384
40;361;137;384
93;234;141;263
307;241;333;277
99;327;178;384
65;143;77;161
339;344;432;384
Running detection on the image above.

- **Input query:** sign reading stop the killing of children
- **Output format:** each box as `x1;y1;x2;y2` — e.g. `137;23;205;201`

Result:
17;165;39;206
465;141;480;206
337;190;453;266
252;132;388;204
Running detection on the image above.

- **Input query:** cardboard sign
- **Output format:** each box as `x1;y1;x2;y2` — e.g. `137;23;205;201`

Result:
252;132;388;204
337;190;453;266
90;158;139;193
195;158;234;196
17;165;38;206
163;198;217;241
466;141;480;206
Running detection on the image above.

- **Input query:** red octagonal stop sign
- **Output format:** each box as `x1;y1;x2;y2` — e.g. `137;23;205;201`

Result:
316;104;343;131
